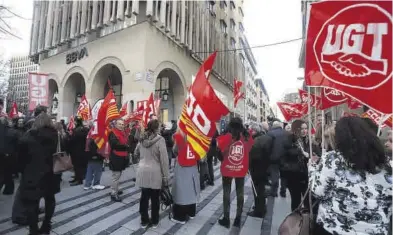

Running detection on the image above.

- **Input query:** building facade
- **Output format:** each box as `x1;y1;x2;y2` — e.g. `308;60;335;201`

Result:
255;78;270;122
6;56;39;114
29;0;251;122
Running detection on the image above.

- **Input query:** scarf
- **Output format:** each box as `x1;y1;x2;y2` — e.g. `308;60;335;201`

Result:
112;128;128;145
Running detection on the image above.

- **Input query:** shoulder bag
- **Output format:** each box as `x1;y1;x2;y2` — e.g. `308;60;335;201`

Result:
53;132;73;174
278;185;314;235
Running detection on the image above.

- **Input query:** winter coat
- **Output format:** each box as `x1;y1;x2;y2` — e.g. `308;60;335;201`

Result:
87;138;104;162
69;126;89;165
161;129;175;149
249;132;273;181
135;134;169;190
281;134;308;175
108;132;129;172
128;126;140;154
267;127;289;163
17;126;61;201
4;127;21;174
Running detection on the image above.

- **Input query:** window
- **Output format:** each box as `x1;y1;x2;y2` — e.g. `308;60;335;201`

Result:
230;37;236;49
230;1;235;10
220;20;227;34
220;0;227;9
230;19;235;30
239;22;244;33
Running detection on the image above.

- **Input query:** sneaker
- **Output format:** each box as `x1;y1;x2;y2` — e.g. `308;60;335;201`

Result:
233;217;241;227
218;217;230;228
151;223;159;228
170;217;186;225
83;186;91;190
141;222;149;229
92;185;105;190
118;190;124;195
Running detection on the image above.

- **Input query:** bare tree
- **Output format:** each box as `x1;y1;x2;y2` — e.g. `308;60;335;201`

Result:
0;4;28;40
0;55;9;100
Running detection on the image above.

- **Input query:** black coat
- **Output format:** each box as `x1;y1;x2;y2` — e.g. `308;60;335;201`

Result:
87;138;104;162
161;129;175;149
108;132;129;171
17;126;61;201
69;126;89;165
249;133;273;180
267;127;289;163
281;134;308;175
4;127;21;174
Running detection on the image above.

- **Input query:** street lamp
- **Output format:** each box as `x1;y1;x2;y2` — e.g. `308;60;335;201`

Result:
162;90;169;102
76;93;82;103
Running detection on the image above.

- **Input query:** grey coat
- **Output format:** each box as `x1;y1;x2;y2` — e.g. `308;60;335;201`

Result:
171;145;200;205
135;134;169;190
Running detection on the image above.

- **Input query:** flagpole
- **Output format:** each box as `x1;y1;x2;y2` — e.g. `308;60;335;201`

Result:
377;114;390;136
307;86;313;157
318;87;325;154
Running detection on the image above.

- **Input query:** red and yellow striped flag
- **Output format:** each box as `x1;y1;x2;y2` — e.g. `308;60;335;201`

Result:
76;95;92;121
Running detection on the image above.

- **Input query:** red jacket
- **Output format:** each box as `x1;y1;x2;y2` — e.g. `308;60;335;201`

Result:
218;133;253;178
173;132;198;167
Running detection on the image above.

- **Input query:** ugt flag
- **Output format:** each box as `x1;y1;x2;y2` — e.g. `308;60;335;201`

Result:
305;0;392;114
179;52;229;164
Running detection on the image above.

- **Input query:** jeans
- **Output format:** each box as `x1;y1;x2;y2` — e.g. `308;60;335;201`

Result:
222;177;245;219
111;171;122;195
23;194;56;233
139;188;160;224
84;161;103;187
167;149;172;169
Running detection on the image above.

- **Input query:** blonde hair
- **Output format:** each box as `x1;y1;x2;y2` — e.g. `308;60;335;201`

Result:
324;124;336;150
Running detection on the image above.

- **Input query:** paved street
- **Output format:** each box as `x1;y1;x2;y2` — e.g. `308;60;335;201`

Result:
0;165;290;235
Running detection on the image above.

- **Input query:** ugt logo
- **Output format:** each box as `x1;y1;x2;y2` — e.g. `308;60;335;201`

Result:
323;88;347;103
314;3;392;90
228;141;244;166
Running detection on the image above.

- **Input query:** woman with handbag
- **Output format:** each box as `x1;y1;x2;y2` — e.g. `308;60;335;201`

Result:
135;119;169;229
309;117;392;235
17;113;61;235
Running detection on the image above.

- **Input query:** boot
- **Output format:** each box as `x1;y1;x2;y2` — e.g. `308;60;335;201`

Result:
218;217;230;228
28;224;39;235
233;216;241;227
111;194;122;202
39;221;52;234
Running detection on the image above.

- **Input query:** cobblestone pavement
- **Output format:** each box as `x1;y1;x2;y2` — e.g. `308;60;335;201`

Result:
0;164;290;235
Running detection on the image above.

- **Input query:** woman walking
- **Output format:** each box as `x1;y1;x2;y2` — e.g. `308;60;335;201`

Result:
135;119;169;228
217;117;253;228
18;113;61;235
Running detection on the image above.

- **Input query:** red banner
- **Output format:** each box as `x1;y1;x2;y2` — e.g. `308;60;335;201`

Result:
298;89;321;107
362;109;392;128
305;1;392;114
179;52;229;163
76;95;92;121
28;73;49;110
320;87;348;110
277;102;308;121
8;102;18;118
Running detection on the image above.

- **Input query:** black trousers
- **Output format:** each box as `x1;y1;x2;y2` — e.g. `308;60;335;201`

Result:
251;175;266;216
139;188;160;224
222;177;244;219
284;172;309;211
23;194;56;233
314;223;333;235
0;155;15;194
207;156;214;183
172;203;196;222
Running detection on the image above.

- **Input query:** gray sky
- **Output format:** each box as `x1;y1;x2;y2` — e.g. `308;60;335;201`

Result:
0;0;304;118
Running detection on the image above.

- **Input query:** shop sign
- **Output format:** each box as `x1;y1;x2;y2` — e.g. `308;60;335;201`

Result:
66;47;88;65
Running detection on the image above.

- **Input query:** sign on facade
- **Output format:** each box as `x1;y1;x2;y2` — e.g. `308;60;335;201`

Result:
66;47;88;65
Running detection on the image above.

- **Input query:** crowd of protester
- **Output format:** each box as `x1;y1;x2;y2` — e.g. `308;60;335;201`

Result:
0;97;391;235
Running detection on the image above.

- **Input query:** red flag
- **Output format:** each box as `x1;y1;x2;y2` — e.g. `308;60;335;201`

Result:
362;109;392;128
119;101;128;117
319;88;348;110
347;98;362;110
298;89;321;107
179;51;229;164
305;1;392;114
233;78;245;108
142;93;155;127
277;102;308;121
94;90;120;149
124;105;144;125
67;116;75;133
8;102;18;118
76;95;92;121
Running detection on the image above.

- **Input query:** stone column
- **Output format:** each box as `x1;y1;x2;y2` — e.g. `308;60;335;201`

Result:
170;0;177;37
110;0;117;23
159;0;166;28
70;0;78;39
51;0;60;47
132;0;139;15
117;0;124;21
44;0;54;50
180;0;186;44
30;1;41;55
80;0;88;35
146;0;153;17
103;0;111;26
91;0;98;30
60;1;68;43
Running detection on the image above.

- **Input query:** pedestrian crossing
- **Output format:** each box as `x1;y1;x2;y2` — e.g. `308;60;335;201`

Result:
0;164;290;235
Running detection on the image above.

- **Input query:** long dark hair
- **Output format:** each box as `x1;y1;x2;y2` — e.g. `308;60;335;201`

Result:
335;116;387;173
142;119;160;140
228;117;249;141
291;119;305;138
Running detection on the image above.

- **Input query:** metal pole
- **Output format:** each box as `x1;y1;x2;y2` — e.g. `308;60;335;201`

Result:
307;86;313;157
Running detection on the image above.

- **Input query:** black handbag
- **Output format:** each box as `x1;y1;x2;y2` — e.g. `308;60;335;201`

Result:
160;186;173;210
